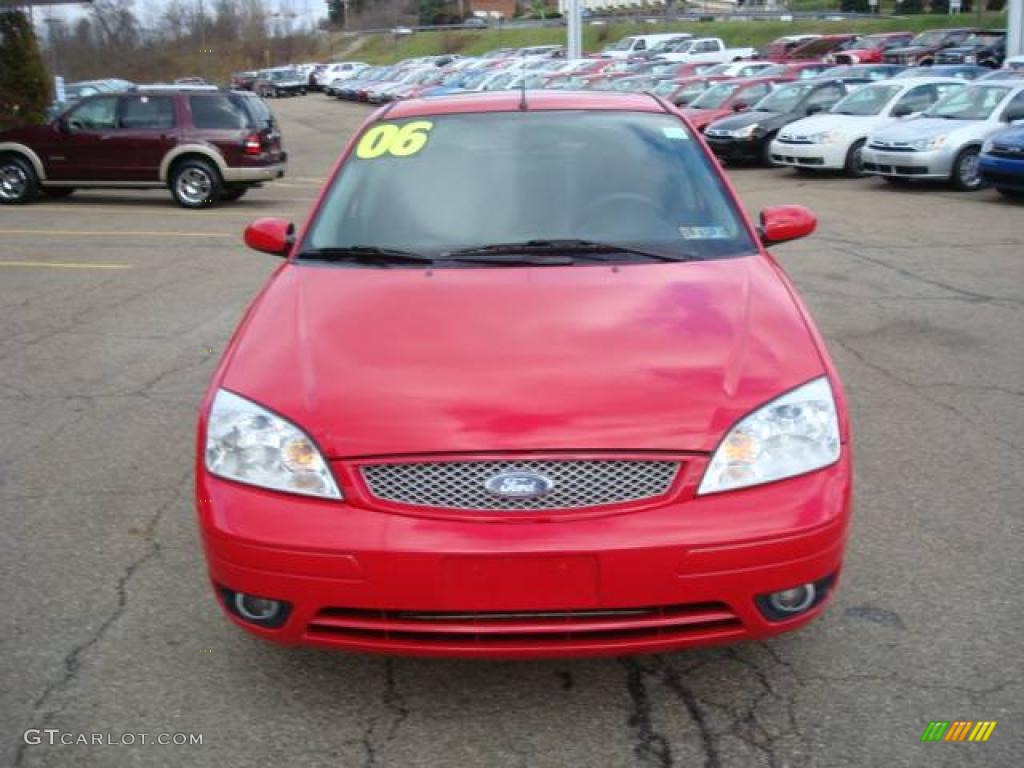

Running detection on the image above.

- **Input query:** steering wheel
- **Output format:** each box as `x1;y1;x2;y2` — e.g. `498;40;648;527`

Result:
575;192;666;237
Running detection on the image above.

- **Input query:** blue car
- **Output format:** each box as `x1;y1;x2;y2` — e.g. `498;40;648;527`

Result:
979;125;1024;198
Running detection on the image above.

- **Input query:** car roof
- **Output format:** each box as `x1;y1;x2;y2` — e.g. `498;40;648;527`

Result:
881;76;970;86
385;90;665;117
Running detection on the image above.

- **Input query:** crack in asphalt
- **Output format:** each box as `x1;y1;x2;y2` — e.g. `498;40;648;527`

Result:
11;470;191;768
620;658;675;768
816;237;1023;309
359;659;411;768
832;336;1024;456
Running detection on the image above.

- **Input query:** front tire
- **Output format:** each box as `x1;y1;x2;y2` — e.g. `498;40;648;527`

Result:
951;147;986;192
760;136;777;167
843;139;866;178
170;158;222;209
0;155;40;205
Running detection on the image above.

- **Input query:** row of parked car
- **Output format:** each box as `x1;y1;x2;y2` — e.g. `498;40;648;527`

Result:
305;31;1023;198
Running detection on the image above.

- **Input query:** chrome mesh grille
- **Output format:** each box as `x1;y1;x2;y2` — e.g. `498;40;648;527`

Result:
360;459;680;511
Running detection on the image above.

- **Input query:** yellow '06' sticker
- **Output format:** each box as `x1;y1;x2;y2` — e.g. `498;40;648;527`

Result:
355;121;434;159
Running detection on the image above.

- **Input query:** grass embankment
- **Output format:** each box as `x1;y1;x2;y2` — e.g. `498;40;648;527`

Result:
353;12;1009;64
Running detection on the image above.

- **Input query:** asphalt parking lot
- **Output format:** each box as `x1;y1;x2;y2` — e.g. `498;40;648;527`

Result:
2;94;1022;768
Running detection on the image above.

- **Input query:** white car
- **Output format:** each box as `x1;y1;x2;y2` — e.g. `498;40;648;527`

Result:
654;38;758;65
770;77;966;177
600;34;692;60
322;62;368;94
1005;55;1024;72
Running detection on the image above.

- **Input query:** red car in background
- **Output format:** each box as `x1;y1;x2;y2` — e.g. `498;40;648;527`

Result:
759;34;823;62
680;77;791;132
196;91;852;659
784;35;862;62
828;32;914;65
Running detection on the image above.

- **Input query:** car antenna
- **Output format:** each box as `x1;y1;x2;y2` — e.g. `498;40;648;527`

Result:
518;49;528;111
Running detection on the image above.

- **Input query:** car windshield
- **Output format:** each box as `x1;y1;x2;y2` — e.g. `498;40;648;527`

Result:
909;30;947;47
830;84;901;115
652;79;680;96
753;82;815;113
702;64;732;75
302;111;756;264
606;38;635;52
962;34;1003;46
690;82;741;109
924;85;1010;120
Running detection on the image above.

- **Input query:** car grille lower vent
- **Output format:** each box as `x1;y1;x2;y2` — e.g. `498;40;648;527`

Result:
360;459;680;511
306;603;743;648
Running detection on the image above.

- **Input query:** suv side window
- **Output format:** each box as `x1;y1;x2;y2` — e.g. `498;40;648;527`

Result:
634;40;646;51
189;94;248;130
67;96;118;132
119;95;176;130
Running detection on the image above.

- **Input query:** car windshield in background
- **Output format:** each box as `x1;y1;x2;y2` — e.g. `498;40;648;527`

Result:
691;82;741;109
753;82;816;113
962;34;1004;46
302;111;756;265
909;30;947;47
831;84;901;116
652;80;680;97
924;85;1010;120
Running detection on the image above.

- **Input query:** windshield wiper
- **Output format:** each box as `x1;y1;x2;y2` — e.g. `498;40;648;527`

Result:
443;239;699;264
296;246;435;265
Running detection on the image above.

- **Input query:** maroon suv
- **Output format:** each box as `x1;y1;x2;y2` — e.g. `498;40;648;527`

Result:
0;88;286;208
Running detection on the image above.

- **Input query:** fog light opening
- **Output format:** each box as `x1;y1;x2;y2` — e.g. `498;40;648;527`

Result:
768;584;816;615
234;593;283;622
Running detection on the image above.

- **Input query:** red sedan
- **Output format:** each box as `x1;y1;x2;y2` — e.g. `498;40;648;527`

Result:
197;91;852;659
680;77;790;132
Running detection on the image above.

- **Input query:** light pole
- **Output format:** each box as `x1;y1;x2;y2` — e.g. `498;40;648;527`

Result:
566;0;582;59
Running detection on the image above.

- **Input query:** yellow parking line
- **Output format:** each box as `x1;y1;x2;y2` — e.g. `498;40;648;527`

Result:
0;260;132;270
0;229;232;238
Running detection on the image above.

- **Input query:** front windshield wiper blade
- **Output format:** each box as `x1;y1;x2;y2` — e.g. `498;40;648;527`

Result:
295;246;435;265
443;239;699;263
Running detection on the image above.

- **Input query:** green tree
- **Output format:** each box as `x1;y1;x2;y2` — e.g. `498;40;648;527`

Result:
0;10;51;127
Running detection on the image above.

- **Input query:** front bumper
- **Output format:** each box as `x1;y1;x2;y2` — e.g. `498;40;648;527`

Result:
770;140;847;170
861;146;953;180
978;153;1024;191
704;134;765;163
197;453;852;658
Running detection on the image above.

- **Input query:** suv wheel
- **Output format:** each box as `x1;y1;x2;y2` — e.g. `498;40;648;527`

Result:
843;139;866;178
951;147;986;192
170;158;222;209
0;155;39;205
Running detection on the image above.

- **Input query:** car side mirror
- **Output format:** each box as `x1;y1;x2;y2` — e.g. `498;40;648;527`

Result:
891;106;915;118
759;205;817;246
56;118;71;134
244;218;294;257
805;103;826;116
732;102;750;112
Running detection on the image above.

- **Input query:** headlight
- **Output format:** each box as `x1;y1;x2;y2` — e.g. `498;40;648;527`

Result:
909;135;946;151
698;377;841;495
204;389;342;499
807;130;841;145
732;124;758;138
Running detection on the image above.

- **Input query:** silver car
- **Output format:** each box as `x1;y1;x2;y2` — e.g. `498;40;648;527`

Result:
862;82;1024;190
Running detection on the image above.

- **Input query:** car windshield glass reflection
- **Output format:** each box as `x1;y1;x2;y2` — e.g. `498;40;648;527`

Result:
691;83;741;109
303;112;757;265
831;84;901;116
924;86;1011;120
753;82;815;113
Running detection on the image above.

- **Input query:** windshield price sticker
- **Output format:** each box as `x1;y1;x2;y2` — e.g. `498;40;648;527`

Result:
355;121;434;159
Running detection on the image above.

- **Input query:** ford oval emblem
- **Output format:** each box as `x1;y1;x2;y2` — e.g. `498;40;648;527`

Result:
484;471;555;499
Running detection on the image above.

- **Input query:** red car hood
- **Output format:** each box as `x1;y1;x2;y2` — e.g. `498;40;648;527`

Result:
220;257;825;457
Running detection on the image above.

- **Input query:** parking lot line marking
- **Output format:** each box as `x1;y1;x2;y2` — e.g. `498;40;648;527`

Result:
0;260;132;270
0;229;232;238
